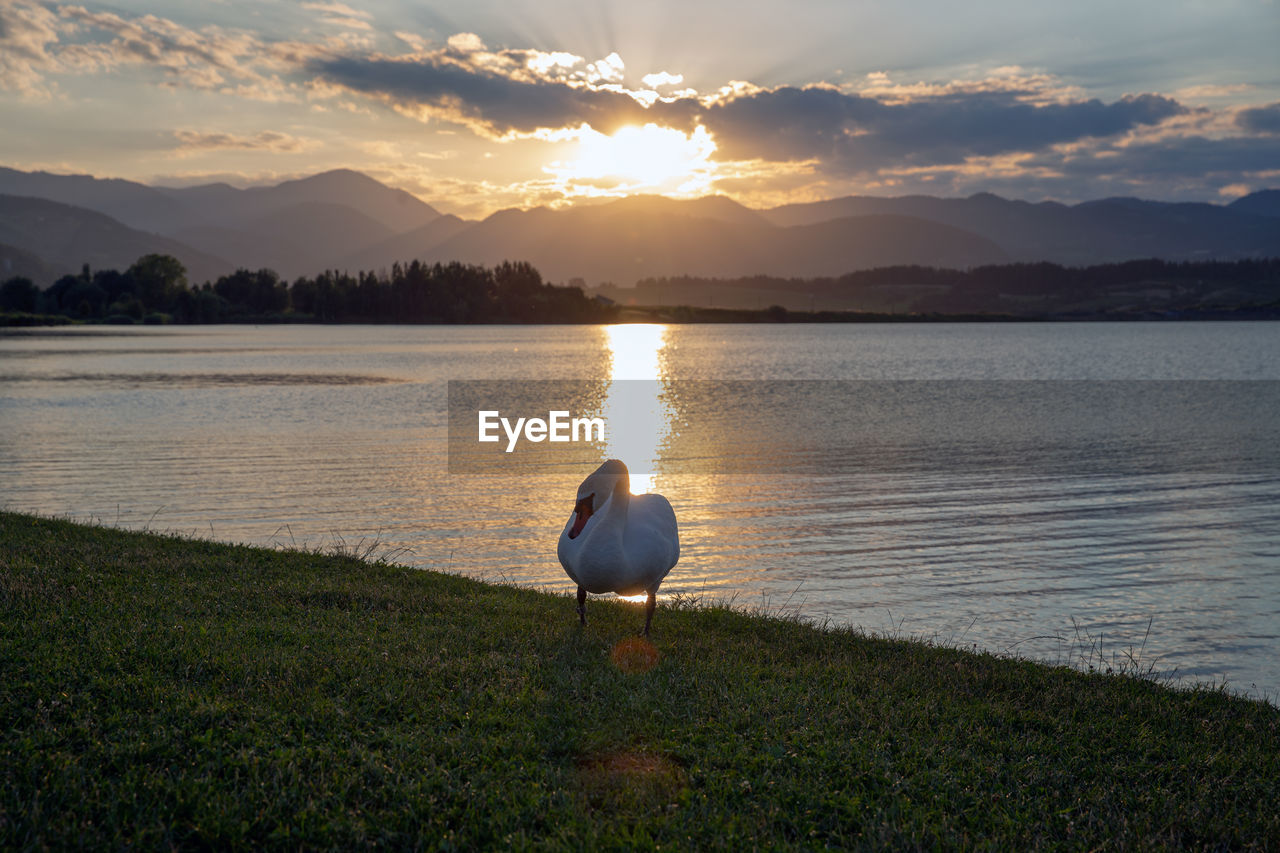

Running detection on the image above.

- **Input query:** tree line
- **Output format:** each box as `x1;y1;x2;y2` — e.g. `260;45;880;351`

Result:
639;258;1280;300
0;256;616;324
6;255;1279;325
634;258;1280;316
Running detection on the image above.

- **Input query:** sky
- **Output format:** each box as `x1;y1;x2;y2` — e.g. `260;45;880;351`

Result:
1;0;1278;218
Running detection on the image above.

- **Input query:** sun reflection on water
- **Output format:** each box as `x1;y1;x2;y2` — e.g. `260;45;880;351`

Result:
603;324;670;495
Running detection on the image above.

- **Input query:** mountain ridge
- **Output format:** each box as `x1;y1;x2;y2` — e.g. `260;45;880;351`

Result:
0;194;230;284
1;165;1276;287
761;190;1280;264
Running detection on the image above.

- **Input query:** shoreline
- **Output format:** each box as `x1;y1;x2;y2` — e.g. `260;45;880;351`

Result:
5;304;1280;327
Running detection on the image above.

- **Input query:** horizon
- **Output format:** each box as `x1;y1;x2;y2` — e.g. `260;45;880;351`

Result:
2;0;1278;218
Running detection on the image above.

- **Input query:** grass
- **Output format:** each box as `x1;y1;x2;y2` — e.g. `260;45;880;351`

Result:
2;511;1278;850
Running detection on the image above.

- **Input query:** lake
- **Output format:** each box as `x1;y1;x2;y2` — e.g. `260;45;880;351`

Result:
2;322;1278;701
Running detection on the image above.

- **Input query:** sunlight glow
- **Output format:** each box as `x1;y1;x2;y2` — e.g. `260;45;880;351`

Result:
603;324;671;494
546;124;717;198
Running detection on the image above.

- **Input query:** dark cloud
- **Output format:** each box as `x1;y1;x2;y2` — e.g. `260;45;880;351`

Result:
311;53;1192;176
305;45;1280;204
310;54;697;136
172;129;312;153
878;134;1280;203
700;87;1188;172
1051;135;1280;180
696;87;886;162
1236;102;1280;134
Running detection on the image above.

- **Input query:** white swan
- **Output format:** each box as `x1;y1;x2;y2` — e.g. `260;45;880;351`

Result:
557;459;680;635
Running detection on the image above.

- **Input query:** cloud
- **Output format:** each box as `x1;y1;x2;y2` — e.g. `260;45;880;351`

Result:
56;5;257;87
698;85;1188;174
172;128;316;156
306;35;698;138
642;71;684;89
300;2;370;19
313;14;372;32
1057;135;1280;181
1176;83;1254;101
2;0;334;99
1236;102;1280;134
854;67;1086;106
308;41;1193;178
832;132;1280;204
0;0;64;96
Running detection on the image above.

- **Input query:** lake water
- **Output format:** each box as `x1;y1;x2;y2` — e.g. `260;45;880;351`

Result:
3;322;1278;702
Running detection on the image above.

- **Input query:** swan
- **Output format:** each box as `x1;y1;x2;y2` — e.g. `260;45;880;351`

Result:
557;459;680;636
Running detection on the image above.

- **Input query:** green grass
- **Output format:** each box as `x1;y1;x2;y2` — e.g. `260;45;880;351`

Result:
2;511;1277;850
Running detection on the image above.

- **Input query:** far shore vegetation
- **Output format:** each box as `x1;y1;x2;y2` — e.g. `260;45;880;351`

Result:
2;255;1278;327
3;510;1278;848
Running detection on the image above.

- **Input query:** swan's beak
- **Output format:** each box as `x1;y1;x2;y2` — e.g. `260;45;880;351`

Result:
568;493;594;540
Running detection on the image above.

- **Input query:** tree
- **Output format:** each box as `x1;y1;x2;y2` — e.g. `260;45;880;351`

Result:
1;277;40;313
214;268;287;315
63;279;107;318
128;254;187;311
44;274;82;315
93;269;133;305
493;260;544;320
194;285;223;323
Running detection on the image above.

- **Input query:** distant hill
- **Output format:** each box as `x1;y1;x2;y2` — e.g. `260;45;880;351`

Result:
156;170;440;235
171;202;395;277
1229;189;1280;218
0;168;440;280
763;191;1280;264
0;241;57;283
0;195;229;284
0;167;185;233
336;214;473;273
602;259;1280;315
591;194;773;226
417;202;1006;283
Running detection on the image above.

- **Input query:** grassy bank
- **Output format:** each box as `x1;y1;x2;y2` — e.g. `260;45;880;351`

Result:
2;512;1277;849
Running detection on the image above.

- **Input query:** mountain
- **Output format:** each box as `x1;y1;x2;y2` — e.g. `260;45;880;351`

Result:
592;194;772;226
0;167;441;280
3;164;1279;291
763;192;1280;264
418;200;1007;283
335;214;473;273
171;202;395;277
0;167;185;232
0;195;229;284
0;241;57;283
0;167;440;235
154;171;443;278
1229;189;1280;218
157;169;440;234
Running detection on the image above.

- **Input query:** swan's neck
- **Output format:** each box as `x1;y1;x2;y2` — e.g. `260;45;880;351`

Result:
596;477;631;538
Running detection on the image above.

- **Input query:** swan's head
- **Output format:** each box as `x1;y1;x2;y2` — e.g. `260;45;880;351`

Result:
567;459;629;540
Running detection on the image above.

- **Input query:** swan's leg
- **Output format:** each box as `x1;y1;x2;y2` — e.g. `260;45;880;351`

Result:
642;590;656;636
576;586;587;626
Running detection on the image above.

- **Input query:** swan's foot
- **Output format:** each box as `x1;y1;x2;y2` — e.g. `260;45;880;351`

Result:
641;590;656;636
576;586;587;626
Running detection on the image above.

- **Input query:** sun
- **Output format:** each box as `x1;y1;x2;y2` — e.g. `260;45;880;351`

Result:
546;123;717;198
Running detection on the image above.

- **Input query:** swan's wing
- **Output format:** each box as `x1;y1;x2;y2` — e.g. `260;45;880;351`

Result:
626;493;680;575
